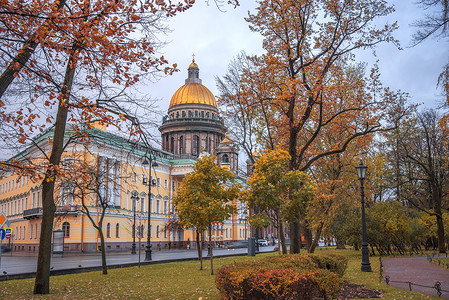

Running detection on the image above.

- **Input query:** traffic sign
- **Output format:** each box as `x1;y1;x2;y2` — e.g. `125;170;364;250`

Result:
5;227;11;239
0;213;6;227
0;228;5;240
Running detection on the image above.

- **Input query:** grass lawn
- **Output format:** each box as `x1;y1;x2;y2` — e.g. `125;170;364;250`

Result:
429;256;449;271
0;249;440;299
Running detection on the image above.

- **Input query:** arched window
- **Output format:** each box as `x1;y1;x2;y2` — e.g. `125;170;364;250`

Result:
106;223;111;238
156;196;161;213
140;193;146;212
157;225;160;238
179;136;184;154
116;223;120;238
193;135;200;155
170;137;175;153
176;111;179;118
182;111;186;118
222;154;229;163
62;222;70;238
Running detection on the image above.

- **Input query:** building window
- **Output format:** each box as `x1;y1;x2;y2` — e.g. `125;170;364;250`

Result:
179;136;184;154
156;197;161;214
140;193;146;212
116;223;120;238
164;179;168;189
157;225;160;238
193;135;200;155
62;222;70;238
61;186;74;206
163;199;168;215
222;154;229;163
172;181;176;191
195;110;198;117
170;137;175;153
62;157;74;171
30;224;33;239
157;177;161;187
107;223;111;238
182;111;186;118
132;172;137;182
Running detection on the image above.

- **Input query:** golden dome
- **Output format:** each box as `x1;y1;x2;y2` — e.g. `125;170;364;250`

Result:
169;83;217;107
189;61;198;68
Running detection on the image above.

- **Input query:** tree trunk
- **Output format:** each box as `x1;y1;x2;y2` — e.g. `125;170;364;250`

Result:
34;46;77;295
196;231;203;270
33;180;56;294
308;224;324;253
303;225;313;253
278;220;287;254
209;226;214;275
336;238;346;249
289;222;300;254
436;213;446;253
99;228;108;275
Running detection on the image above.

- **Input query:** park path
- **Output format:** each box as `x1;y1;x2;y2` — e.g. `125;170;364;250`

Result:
383;256;449;299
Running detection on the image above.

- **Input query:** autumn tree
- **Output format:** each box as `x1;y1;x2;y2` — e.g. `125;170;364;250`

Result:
0;0;199;294
394;109;449;253
218;0;407;253
61;147;129;275
173;154;240;275
242;149;316;254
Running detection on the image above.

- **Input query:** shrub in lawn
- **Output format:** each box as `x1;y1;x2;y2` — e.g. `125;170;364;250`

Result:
215;254;347;300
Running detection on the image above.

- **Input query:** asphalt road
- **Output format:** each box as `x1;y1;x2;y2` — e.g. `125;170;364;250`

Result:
0;245;276;277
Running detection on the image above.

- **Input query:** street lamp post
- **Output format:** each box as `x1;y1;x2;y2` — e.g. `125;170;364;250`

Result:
355;160;372;272
143;152;158;261
131;193;137;254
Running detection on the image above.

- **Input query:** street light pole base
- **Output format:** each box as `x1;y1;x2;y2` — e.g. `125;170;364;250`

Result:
361;243;372;272
144;245;152;261
361;262;372;272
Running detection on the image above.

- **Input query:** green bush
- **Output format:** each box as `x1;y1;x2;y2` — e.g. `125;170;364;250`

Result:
215;254;347;300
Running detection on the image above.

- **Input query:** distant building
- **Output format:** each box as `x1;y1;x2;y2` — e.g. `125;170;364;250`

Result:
0;60;248;253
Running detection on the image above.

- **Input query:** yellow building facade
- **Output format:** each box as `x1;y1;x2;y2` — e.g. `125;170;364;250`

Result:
0;60;249;253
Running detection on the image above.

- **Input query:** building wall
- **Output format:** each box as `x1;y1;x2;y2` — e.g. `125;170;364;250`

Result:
0;133;248;253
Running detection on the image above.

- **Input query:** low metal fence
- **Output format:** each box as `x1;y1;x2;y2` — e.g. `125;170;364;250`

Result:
379;256;449;298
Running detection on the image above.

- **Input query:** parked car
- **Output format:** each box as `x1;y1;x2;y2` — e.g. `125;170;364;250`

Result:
257;239;269;247
0;246;11;253
226;240;248;249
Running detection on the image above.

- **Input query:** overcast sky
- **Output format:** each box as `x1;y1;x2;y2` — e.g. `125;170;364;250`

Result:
143;0;447;118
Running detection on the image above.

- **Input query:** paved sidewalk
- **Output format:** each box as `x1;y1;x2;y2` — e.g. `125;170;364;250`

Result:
383;256;449;299
0;246;275;280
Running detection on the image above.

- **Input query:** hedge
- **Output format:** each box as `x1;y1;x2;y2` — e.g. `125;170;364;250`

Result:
215;253;347;300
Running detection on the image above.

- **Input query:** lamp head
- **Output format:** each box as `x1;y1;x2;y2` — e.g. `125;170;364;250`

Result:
356;160;367;180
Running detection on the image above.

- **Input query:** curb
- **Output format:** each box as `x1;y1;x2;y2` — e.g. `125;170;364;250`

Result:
0;251;252;281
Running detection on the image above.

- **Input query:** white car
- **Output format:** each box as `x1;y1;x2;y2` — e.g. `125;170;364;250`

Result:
257;239;269;247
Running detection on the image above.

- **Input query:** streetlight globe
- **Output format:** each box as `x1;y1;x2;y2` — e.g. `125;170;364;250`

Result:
356;160;367;180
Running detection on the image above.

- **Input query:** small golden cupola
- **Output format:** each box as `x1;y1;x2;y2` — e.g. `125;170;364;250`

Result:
217;132;239;173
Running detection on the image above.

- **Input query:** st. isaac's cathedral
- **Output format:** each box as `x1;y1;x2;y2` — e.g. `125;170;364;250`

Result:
0;59;248;253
